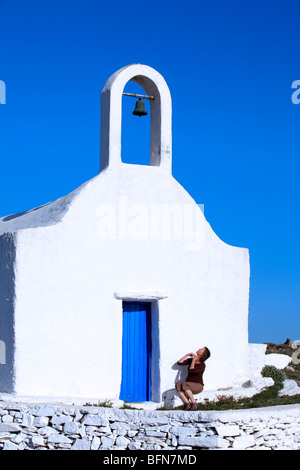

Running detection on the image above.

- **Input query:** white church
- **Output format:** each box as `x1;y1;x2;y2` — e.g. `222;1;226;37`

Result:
0;64;265;403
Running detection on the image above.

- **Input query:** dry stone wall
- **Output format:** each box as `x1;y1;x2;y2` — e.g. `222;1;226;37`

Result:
0;402;299;450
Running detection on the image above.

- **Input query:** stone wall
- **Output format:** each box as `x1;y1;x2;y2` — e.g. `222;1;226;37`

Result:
0;401;299;450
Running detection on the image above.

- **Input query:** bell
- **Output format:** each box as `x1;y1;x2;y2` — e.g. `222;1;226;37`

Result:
132;98;148;117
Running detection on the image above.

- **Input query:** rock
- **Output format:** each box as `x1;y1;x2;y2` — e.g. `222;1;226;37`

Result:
1;414;13;423
30;435;45;448
51;415;72;425
0;423;21;432
215;424;240;437
3;441;18;450
128;441;141;450
81;414;109;426
265;353;291;369
34;406;56;417
91;436;101;450
22;413;34;427
38;426;59;437
146;428;166;438
71;438;91;450
33;416;49;427
178;436;230;449
232;435;255;449
110;421;131;431
278;380;300;397
254;377;274;389
47;434;72;445
13;432;28;444
169;426;197;437
142;416;170;425
115;436;130;448
101;435;115;447
64;421;78;434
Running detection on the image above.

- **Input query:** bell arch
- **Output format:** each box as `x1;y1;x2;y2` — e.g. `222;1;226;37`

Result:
100;64;172;176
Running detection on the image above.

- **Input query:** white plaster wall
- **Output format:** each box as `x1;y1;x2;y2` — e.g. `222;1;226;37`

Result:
11;164;251;399
248;343;267;377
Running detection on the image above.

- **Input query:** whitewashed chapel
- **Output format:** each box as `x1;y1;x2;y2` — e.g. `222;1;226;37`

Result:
0;64;265;402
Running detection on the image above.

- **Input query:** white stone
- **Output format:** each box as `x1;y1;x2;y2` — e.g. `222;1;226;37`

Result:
115;436;130;448
215;424;240;437
47;434;72;444
22;413;34;427
178;436;229;448
110;421;131;430
71;438;91;450
128;441;141;450
278;380;300;397
232;435;255;449
244;377;274;390
0;423;21;432
91;436;101;450
1;414;13;423
265;354;291;370
13;432;28;444
101;435;115;447
33;416;49;427
64;421;78;434
142;416;170;426
3;441;18;450
146;429;166;438
285;425;300;435
169;426;197;437
51;415;72;425
81;415;109;426
38;426;59;437
34;406;56;417
30;435;45;447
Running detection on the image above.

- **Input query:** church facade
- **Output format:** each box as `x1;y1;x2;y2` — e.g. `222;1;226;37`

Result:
0;64;264;402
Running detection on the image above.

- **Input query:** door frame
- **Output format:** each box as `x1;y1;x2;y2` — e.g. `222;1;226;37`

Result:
117;298;161;402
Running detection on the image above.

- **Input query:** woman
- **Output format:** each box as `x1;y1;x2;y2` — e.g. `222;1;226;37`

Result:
176;347;210;410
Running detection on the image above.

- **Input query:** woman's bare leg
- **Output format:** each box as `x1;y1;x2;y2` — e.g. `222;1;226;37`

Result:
175;382;190;405
177;390;190;405
183;389;196;404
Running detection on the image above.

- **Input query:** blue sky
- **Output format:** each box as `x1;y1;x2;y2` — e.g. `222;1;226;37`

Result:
0;0;299;344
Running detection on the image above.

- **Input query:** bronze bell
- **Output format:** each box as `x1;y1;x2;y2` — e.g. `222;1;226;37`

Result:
132;98;148;117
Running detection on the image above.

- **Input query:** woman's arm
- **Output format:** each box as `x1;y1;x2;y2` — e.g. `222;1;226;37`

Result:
189;355;198;370
177;353;196;365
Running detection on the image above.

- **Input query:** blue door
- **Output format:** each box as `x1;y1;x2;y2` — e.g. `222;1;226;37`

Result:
120;302;152;402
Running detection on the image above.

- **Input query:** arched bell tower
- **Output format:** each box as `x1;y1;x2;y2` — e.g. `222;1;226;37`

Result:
100;64;172;176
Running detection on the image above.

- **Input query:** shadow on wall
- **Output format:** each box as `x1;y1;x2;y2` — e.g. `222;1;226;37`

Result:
2;202;51;222
0;233;16;393
161;363;188;403
172;361;189;384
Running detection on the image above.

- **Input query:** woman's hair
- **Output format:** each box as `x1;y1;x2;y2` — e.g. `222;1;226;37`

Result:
201;347;211;362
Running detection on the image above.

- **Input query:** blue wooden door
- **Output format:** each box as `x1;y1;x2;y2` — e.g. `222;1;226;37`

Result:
120;302;152;402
